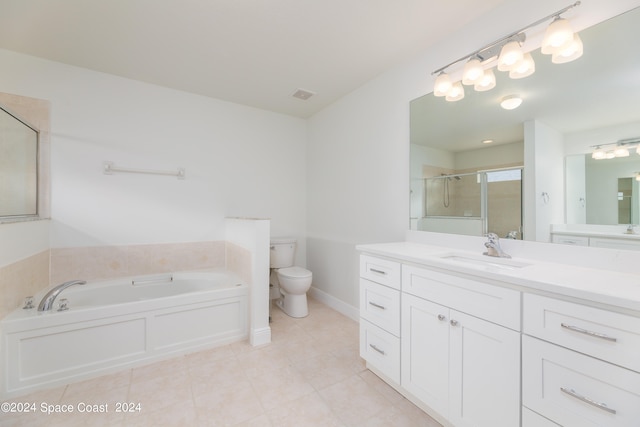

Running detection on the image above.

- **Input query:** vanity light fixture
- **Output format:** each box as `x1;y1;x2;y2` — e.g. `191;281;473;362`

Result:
482;139;494;144
500;95;522;110
431;1;581;102
590;138;640;160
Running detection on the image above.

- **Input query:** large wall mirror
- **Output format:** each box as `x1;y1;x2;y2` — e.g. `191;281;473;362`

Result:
0;105;39;218
410;6;640;243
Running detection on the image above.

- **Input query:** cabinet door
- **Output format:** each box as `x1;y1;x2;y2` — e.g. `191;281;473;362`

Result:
401;293;450;417
449;311;521;427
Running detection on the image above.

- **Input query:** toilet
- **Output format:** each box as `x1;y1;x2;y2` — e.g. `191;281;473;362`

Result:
270;237;313;318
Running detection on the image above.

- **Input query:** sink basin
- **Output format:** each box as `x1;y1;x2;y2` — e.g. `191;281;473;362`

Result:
438;253;531;271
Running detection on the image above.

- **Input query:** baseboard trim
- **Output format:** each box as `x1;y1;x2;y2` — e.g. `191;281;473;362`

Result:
309;286;359;322
250;326;271;347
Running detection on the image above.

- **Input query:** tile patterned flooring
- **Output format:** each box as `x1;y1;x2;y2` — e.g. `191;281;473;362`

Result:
1;298;441;426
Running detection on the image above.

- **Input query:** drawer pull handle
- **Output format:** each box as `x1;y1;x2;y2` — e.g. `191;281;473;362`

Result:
450;319;459;326
437;314;446;321
560;323;617;342
369;268;387;275
369;301;386;310
369;344;385;355
560;387;617;415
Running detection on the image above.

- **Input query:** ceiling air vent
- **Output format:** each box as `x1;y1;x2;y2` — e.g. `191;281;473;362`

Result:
292;88;315;101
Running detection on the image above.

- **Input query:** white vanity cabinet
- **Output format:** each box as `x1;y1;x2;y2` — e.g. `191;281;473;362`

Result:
401;265;521;427
522;294;640;427
359;240;640;427
551;233;640;251
359;255;401;383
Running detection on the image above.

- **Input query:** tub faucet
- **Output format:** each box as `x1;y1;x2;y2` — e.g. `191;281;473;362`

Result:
37;280;86;312
483;233;511;259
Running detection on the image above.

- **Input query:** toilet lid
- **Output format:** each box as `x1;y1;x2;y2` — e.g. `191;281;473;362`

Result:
278;266;312;279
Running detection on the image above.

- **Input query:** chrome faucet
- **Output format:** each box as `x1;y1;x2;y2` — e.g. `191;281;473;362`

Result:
505;230;518;239
37;280;86;311
483;233;511;258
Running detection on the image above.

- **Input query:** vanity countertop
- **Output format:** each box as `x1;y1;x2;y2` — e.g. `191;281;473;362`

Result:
357;241;640;315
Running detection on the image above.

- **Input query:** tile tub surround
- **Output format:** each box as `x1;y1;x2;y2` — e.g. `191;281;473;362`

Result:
50;241;227;284
0;298;442;427
0;250;50;321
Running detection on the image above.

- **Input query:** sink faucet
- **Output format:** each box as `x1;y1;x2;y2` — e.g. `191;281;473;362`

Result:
37;280;86;311
483;233;511;258
626;224;636;234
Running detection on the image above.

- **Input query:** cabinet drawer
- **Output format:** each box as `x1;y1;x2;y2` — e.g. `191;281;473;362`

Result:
359;319;400;384
524;293;640;372
551;234;589;246
402;264;521;330
522;407;560;427
360;279;400;336
360;255;401;289
523;336;640;427
589;237;640;251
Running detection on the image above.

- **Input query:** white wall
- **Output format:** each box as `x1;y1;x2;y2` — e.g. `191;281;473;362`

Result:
0;49;308;264
306;0;640;311
524;120;565;243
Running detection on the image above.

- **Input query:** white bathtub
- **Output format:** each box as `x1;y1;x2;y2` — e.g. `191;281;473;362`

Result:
0;270;248;398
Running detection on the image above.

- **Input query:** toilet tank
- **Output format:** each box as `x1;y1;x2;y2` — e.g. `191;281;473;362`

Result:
270;237;296;268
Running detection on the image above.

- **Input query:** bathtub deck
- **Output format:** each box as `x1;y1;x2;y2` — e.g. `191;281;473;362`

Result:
1;298;441;427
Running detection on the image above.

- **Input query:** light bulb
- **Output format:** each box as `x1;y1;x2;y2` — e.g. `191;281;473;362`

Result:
591;147;606;160
542;17;575;54
605;151;616;159
433;72;452;97
445;82;465;102
474;69;496;92
497;41;523;72
614;146;630;157
552;33;583;64
462;58;484;85
509;53;535;79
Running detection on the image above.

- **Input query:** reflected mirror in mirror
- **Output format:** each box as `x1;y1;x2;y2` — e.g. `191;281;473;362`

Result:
566;154;640;226
0;105;38;218
410;6;640;242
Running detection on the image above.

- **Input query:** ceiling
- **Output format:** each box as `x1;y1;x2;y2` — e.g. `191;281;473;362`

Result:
0;0;510;118
411;6;640;152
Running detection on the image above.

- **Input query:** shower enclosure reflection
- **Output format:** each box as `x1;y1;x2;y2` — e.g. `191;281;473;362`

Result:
416;167;522;239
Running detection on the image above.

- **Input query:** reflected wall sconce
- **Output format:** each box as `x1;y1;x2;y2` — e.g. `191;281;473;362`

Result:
432;1;582;102
591;138;640;160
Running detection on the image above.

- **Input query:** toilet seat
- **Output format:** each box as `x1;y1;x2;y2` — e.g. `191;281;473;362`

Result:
277;266;312;279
